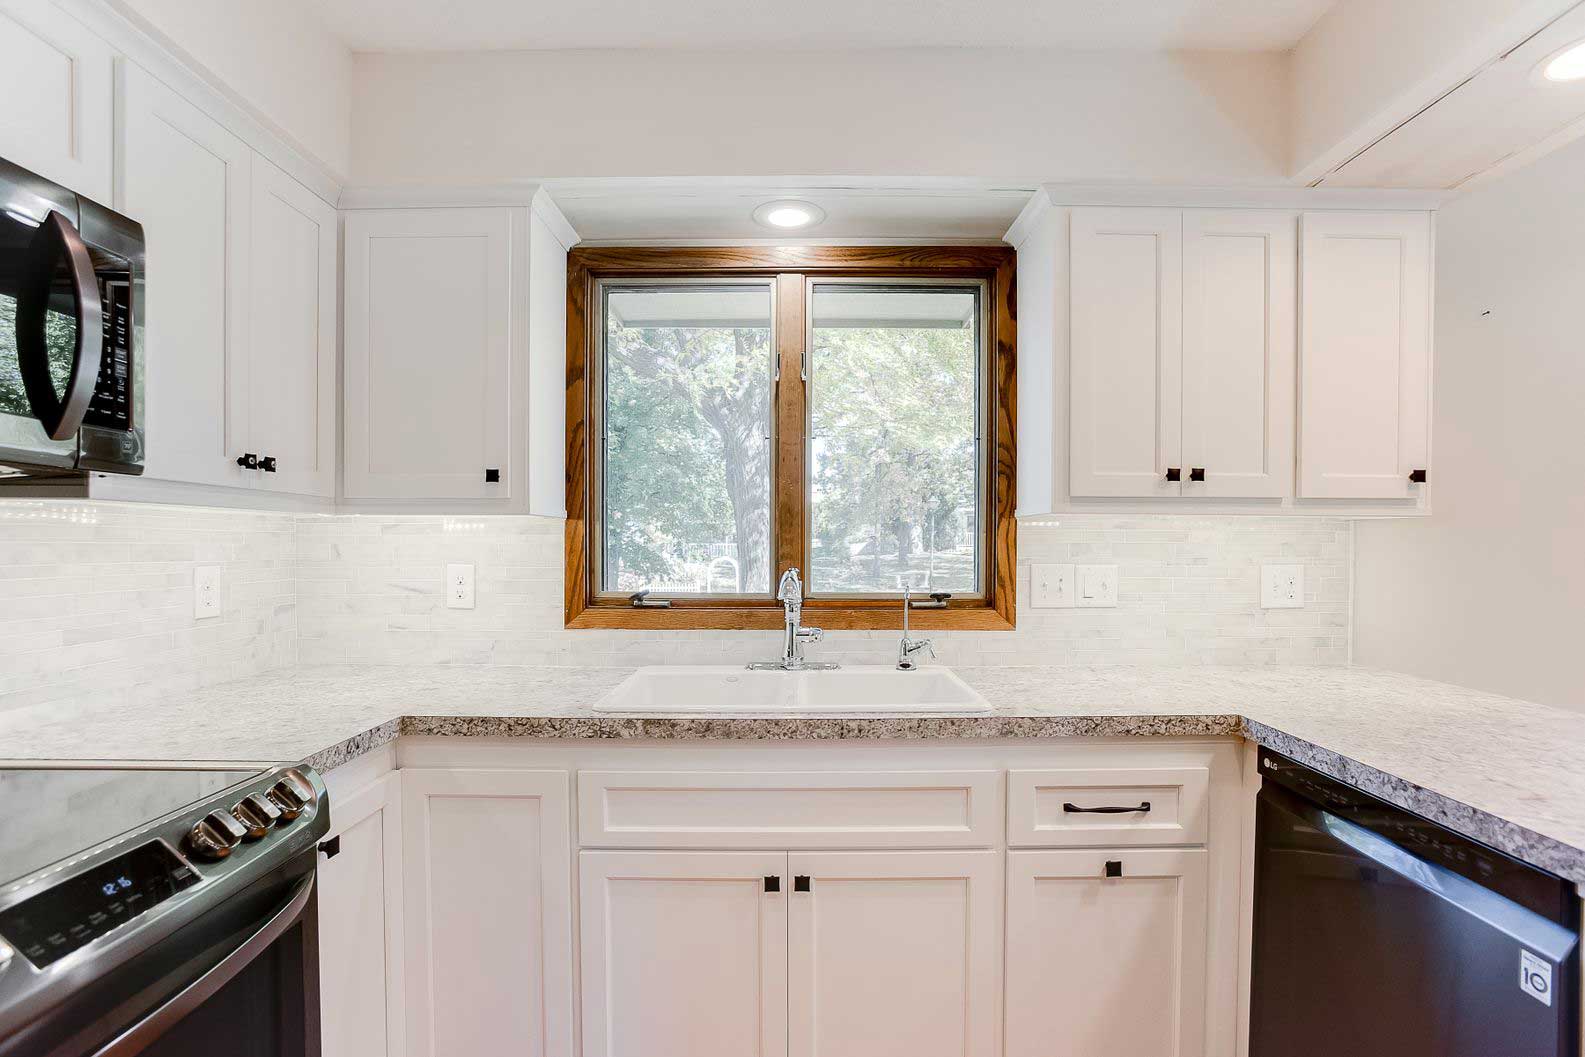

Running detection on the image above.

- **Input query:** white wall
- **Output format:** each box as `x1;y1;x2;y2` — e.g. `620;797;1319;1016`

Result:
108;0;353;176
1353;134;1585;710
351;48;1288;185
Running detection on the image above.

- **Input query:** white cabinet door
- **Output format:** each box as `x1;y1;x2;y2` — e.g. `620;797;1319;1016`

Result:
1298;211;1432;499
1181;211;1296;498
402;770;572;1057
119;61;252;489
1070;208;1184;498
1005;849;1208;1057
243;154;336;496
318;774;404;1057
0;0;113;202
580;850;789;1057
786;851;999;1057
344;208;514;501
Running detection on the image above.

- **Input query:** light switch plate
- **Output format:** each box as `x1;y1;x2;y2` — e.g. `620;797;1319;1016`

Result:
1261;564;1304;609
1076;564;1118;608
446;563;476;610
1031;564;1075;608
193;565;222;620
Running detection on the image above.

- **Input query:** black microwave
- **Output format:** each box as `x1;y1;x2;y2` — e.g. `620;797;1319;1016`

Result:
0;155;144;481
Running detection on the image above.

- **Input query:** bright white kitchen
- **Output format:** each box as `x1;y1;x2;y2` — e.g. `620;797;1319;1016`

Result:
0;1;1583;1056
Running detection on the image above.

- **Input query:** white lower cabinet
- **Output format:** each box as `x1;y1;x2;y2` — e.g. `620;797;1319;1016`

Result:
402;769;573;1057
1005;849;1210;1057
317;774;403;1057
580;851;790;1057
787;851;1000;1057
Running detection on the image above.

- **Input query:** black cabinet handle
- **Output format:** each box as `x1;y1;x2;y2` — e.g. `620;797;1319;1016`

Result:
484;468;500;483
1164;467;1181;482
793;875;811;893
1409;469;1428;483
236;453;258;469
259;456;277;473
1063;801;1151;814
763;875;780;893
318;836;340;859
1104;860;1124;878
1188;467;1205;482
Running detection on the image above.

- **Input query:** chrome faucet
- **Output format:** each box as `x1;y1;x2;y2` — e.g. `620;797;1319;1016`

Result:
748;568;837;671
897;586;936;670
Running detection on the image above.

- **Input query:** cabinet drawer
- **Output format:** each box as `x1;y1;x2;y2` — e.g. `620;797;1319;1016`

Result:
578;770;1001;849
1008;767;1208;847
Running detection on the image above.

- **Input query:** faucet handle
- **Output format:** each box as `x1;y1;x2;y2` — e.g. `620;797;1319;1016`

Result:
776;567;804;602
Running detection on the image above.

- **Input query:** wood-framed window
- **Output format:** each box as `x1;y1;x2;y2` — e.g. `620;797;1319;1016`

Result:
565;246;1015;630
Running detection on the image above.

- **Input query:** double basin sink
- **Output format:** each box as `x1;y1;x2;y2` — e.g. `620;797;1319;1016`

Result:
593;665;992;715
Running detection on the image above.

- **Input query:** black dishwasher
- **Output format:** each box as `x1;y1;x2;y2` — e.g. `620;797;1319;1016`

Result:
1250;751;1580;1057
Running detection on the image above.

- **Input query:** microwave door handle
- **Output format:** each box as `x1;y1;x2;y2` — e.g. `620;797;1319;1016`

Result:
86;873;315;1057
16;209;103;440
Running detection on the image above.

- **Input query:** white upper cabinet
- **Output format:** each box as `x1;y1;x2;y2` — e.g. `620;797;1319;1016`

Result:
1298;211;1433;499
119;61;252;490
343;208;516;502
1070;208;1183;498
0;0;113;202
242;154;337;497
1181;210;1296;498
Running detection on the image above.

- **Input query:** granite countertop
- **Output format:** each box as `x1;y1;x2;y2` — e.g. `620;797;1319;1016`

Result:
1;664;1582;884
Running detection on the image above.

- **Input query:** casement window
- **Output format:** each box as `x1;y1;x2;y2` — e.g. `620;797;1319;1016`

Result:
565;247;1015;630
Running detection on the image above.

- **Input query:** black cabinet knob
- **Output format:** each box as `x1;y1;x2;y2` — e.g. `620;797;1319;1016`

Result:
1104;860;1124;878
236;453;258;469
484;468;500;483
1189;467;1206;482
793;875;811;892
1409;469;1428;484
1164;467;1181;482
763;875;780;893
259;456;277;473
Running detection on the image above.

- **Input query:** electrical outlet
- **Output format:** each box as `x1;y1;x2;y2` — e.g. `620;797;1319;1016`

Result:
446;563;476;610
1076;564;1118;608
1261;564;1304;609
193;565;222;619
1031;563;1075;608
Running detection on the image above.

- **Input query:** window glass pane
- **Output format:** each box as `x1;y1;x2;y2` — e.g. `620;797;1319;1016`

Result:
809;284;981;595
601;283;773;595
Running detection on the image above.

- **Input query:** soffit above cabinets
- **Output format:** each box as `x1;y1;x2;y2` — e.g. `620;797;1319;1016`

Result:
1320;4;1585;190
544;179;1036;245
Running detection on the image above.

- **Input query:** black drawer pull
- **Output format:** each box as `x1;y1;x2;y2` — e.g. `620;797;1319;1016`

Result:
764;875;780;893
1409;469;1428;483
793;875;811;893
1105;860;1124;878
1062;801;1151;814
1164;467;1181;482
318;836;341;859
1188;467;1205;482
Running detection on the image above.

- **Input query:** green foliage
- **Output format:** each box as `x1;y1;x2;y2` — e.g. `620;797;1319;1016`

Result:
0;293;78;418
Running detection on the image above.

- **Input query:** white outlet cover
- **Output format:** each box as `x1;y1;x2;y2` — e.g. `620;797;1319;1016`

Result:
1261;564;1304;609
193;565;222;619
446;562;476;610
1076;564;1118;608
1030;563;1075;608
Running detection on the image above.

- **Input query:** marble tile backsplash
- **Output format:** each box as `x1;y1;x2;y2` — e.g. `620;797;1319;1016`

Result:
0;503;1351;712
0;502;296;716
295;514;1352;669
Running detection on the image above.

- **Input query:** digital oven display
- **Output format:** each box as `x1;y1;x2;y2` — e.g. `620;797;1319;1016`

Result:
0;840;199;968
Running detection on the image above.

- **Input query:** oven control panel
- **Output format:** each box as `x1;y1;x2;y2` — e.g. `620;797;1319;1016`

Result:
0;841;198;969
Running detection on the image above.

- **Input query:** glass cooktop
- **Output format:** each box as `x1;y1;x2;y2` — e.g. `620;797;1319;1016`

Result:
0;767;266;887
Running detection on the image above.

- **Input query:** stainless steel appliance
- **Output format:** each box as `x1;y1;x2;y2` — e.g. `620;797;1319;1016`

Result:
0;155;145;482
1250;750;1580;1057
0;764;329;1056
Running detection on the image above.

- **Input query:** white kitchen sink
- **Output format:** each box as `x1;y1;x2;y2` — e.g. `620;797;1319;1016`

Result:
592;665;992;714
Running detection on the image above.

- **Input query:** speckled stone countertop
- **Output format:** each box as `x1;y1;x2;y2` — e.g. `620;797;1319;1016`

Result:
1;664;1583;884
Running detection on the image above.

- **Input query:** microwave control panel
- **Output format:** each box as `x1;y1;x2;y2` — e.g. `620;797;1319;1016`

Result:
80;280;131;432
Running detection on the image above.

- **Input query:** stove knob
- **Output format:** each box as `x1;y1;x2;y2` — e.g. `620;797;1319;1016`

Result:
232;792;282;840
267;771;316;822
188;810;248;861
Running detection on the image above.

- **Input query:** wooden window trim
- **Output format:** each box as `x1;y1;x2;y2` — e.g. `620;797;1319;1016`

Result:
565;245;1016;631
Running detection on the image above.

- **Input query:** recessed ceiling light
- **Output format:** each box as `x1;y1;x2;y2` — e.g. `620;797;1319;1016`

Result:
1540;38;1585;82
752;200;825;230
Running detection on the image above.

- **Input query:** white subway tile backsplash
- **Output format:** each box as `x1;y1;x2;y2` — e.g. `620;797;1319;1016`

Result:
0;503;1352;711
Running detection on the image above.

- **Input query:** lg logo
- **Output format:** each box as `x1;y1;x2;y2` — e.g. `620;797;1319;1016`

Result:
1520;950;1553;1007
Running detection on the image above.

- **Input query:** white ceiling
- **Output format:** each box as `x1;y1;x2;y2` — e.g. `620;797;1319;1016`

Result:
316;0;1338;53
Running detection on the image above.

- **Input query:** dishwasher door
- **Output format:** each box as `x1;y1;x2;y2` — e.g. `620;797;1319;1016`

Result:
1250;755;1579;1057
